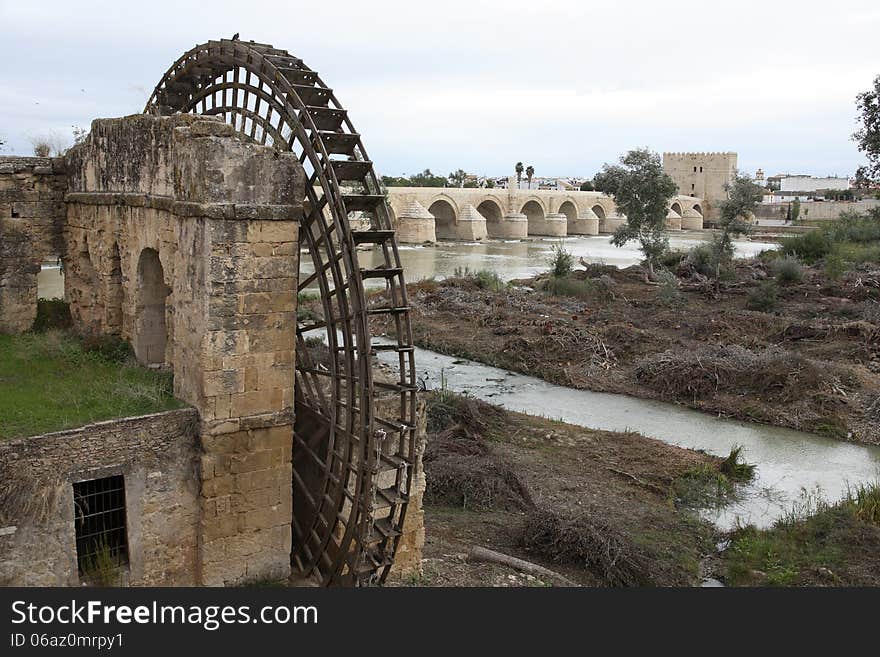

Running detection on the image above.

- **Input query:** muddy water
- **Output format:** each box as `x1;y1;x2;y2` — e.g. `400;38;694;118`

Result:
376;343;880;531
38;234;775;296
309;233;779;288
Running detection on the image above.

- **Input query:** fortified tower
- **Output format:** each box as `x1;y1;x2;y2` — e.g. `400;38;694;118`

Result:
662;152;736;219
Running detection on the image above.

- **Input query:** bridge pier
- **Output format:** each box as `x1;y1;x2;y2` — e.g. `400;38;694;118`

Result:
488;212;528;239
681;208;703;231
567;209;600;236
396;200;436;243
600;215;626;234
453;204;488;241
529;213;567;237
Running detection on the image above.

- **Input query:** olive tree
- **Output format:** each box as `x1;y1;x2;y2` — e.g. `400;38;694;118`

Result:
712;172;763;277
594;148;676;277
854;74;880;184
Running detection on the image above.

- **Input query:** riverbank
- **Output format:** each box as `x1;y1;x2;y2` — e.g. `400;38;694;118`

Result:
389;391;730;586
370;257;879;445
388;392;880;587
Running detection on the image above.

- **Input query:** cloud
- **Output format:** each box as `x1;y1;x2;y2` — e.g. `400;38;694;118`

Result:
1;0;876;176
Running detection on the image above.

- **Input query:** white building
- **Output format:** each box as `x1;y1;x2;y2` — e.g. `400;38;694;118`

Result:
779;175;850;193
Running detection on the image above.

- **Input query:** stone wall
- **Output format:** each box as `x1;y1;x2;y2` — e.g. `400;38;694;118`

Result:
64;114;303;586
0;157;67;332
0;409;200;586
754;199;880;222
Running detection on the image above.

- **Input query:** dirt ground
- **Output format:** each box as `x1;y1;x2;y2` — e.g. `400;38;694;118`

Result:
387;393;722;587
369;258;880;444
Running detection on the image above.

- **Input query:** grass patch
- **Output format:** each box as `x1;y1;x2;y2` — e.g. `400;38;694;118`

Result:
0;330;183;440
780;212;880;265
746;281;779;312
540;273;616;302
450;267;506;292
724;483;880;586
771;255;805;285
669;446;755;509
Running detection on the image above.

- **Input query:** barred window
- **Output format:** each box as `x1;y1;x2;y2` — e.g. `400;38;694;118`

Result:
73;475;129;576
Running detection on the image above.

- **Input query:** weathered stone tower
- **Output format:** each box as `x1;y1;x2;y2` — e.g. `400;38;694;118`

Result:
662;152;737;219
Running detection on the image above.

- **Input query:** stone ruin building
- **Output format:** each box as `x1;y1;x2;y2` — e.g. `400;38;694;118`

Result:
0;39;425;586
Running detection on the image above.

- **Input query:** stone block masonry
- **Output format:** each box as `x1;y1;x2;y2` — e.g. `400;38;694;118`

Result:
0;157;67;332
0;409;200;586
61;114;304;586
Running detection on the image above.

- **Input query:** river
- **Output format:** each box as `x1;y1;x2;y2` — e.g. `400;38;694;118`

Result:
376;342;880;531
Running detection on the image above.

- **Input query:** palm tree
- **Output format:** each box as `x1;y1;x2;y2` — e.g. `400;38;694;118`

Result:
515;162;524;186
525;165;534;189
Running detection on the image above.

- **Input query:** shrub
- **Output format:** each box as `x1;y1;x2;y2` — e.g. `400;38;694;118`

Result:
747;281;779;312
543;274;615;302
654;270;681;306
451;267;506;292
81;334;134;363
548;244;574;277
684;243;715;276
772;255;805;285
824;251;846;280
780;230;831;264
32;298;72;332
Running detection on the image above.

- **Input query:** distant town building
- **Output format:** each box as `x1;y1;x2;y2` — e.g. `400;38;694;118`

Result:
778;175;850;193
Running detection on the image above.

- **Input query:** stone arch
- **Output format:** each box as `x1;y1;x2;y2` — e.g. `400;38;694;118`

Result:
134;248;169;366
670;202;683;216
558;200;578;232
692;203;703;216
591;204;607;220
428;198;458;240
477;199;503;224
105;242;124;334
521;200;546;235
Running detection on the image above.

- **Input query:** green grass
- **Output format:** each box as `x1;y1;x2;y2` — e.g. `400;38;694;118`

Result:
780;212;880;265
724;482;880;586
0;330;184;440
669;445;755;509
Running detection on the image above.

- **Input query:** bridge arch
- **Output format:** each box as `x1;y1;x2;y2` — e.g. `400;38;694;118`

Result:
591;204;606;220
428;198;459;240
520;199;546;235
477;199;503;223
558;200;578;232
670;201;683;216
692;203;703;216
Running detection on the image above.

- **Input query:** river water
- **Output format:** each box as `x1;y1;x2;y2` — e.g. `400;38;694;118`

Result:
341;233;778;287
38;234;776;298
376;343;880;531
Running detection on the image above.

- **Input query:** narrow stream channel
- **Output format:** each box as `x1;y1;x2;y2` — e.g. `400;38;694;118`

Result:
377;343;880;531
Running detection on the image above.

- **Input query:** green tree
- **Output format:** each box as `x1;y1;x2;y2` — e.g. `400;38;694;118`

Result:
525;165;534;188
515;161;524;186
853;74;880;183
409;169;447;187
448;169;468;187
712;172;763;278
579;180;594;191
594;148;676;277
791;197;801;223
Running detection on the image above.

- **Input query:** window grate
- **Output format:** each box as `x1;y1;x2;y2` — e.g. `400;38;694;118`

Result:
73;475;129;573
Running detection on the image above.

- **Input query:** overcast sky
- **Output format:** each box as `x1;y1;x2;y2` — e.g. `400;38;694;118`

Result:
1;0;877;179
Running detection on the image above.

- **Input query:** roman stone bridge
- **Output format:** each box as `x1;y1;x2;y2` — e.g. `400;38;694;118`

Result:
384;178;705;243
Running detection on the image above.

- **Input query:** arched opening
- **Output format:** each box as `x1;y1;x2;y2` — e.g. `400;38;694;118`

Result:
521;200;545;234
558;201;578;232
692;204;703;216
670;202;683;216
428;199;457;240
105;242;124;333
134;248;169;366
477;199;504;238
591;204;606;220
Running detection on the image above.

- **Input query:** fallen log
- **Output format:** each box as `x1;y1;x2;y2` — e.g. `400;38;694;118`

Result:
466;545;579;587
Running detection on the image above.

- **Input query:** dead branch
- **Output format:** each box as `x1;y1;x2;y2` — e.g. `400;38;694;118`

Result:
467;545;578;587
